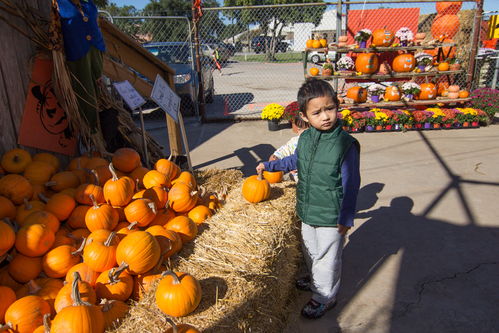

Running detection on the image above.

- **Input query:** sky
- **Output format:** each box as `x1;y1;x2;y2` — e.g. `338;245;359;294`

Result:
107;0;497;12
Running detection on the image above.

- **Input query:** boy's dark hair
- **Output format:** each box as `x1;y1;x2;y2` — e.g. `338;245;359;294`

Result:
293;116;309;129
297;79;339;116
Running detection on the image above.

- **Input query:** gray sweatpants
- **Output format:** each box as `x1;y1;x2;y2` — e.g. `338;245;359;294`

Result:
301;222;345;304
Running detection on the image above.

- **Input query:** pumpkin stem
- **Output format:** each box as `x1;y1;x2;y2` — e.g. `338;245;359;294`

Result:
163;317;178;333
23;198;32;210
100;298;114;312
109;163;119;181
0;322;13;331
128;222;138;230
148;201;157;215
38;192;49;204
135;178;141;191
71;271;92;306
89;194;99;209
190;190;198;197
71;237;86;256
104;232;117;247
27;279;42;295
257;169;263;181
42;313;51;333
109;262;128;285
2;218;18;232
160;270;180;284
44;181;57;187
90;169;100;186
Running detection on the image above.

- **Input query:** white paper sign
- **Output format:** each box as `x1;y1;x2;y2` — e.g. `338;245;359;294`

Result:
151;74;180;123
113;81;146;111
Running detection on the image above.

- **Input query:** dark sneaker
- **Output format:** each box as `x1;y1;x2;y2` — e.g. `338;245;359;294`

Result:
295;276;311;291
301;298;337;319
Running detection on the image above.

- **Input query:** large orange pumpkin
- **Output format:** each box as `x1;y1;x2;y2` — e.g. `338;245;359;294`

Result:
168;183;199;213
116;231;161;275
165;216;198;244
124;198;157;227
242;172;271;203
1;148;32;174
384;86;401;101
355;53;379;74
431;14;460;39
436;1;462;15
346;86;368;103
155;271;202;317
419;83;437;100
4;295;51;333
42;244;81;278
372;28;394;47
392;53;416;72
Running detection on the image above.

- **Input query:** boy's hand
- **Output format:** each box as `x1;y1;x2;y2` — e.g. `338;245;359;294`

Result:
338;225;350;236
256;163;266;174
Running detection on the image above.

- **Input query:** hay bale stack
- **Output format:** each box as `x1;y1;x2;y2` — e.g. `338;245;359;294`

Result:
112;169;301;333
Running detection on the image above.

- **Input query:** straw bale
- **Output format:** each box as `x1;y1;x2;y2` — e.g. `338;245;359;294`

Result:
112;169;302;333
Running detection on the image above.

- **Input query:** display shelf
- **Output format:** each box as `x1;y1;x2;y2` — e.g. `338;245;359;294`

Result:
304;43;455;53
340;97;471;109
305;69;463;80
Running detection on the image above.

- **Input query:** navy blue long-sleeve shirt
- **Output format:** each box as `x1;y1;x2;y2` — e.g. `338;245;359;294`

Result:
263;144;360;227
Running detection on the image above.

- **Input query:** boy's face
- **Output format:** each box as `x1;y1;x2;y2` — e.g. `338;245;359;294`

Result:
300;96;337;131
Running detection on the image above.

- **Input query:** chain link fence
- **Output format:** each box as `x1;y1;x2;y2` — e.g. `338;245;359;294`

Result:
472;10;499;90
109;1;480;122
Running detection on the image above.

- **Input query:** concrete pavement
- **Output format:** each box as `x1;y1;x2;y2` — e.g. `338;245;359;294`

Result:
148;119;499;332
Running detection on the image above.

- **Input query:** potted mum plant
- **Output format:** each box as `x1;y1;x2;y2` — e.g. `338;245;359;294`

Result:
261;103;285;131
367;83;385;103
401;82;421;100
395;27;414;46
354;29;372;48
322;63;334;76
362;110;376;131
336;56;355;72
414;52;433;72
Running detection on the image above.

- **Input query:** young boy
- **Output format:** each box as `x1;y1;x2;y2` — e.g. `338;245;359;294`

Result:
256;79;360;319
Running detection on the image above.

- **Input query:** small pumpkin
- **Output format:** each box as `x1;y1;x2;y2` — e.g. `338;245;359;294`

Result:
437;62;450;71
124;198;157;227
46;171;80;192
0;286;16;324
143;170;170;189
23;210;60;233
309;67;320;76
15;278;64;314
85;194;119;232
100;299;129;330
54;274;96;313
33;153;60;171
306;39;314;48
43;193;76;221
447;91;460;99
65;263;100;287
67;156;89;171
242;171;271;203
419;83;437;100
112;148;141;173
0;196;16;220
148;208;176;227
0;219;15;257
392;53;416;72
263;170;283;183
165;216;198;244
346;86;368;103
0;174;34;204
372;28;394;47
95;264;134;301
74;183;105;205
103;163;135;207
16;199;45;224
458;90;469;98
187;205;212;225
448;85;460;92
89;165;112;187
155;271;202;317
128;166;149;188
67;205;91;229
168;183;198;213
312;39;321;48
141;186;168;209
155;158;180;182
145;225;175;260
42;244;81;278
4;295;51;333
116;231;161;275
8;253;43;283
171;171;197;189
437;81;450;96
114;221;139;239
83;231;118;273
87;229;120;245
50;272;105;333
152;227;182;257
85;156;109;170
384;86;401;101
52;227;77;249
319;38;327;48
15;223;55;257
1;148;32;174
132;270;163;300
23;161;56;185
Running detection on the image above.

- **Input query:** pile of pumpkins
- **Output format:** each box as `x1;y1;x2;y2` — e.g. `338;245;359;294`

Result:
0;147;222;332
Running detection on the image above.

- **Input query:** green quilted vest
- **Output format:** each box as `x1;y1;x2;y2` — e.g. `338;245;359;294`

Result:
296;122;358;227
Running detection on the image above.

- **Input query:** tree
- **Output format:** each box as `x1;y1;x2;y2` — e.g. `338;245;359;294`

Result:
223;0;326;60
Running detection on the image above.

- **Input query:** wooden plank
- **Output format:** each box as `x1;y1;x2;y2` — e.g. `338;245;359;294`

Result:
103;56;153;97
306;70;464;80
341;97;471;109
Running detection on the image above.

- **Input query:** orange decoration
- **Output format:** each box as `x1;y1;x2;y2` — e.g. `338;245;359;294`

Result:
418;83;437;100
355;53;379;74
372;28;394;47
346;86;368;103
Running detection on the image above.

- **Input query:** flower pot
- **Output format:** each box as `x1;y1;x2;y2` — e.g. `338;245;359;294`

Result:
342;126;350;131
366;125;374;132
453;122;462;128
417;65;426;72
404;124;413;130
424;122;432;129
267;119;280;131
404;94;414;100
415;123;423;129
371;95;380;103
385;124;393;131
471;121;479;127
443;123;452;129
351;127;361;133
400;40;408;46
359;41;367;48
432;123;441;129
394;124;401;131
462;121;470;128
375;125;383;131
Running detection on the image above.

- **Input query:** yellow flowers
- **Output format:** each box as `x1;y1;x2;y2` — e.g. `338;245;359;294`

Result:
261;103;285;120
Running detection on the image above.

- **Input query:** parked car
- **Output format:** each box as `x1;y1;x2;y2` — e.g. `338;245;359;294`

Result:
251;36;289;54
308;50;337;64
143;42;215;116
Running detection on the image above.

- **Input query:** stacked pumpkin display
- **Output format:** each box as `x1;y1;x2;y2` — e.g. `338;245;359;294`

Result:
0;147;217;332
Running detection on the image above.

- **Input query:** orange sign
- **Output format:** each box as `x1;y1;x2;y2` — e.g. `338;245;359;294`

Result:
18;57;77;155
346;8;420;45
